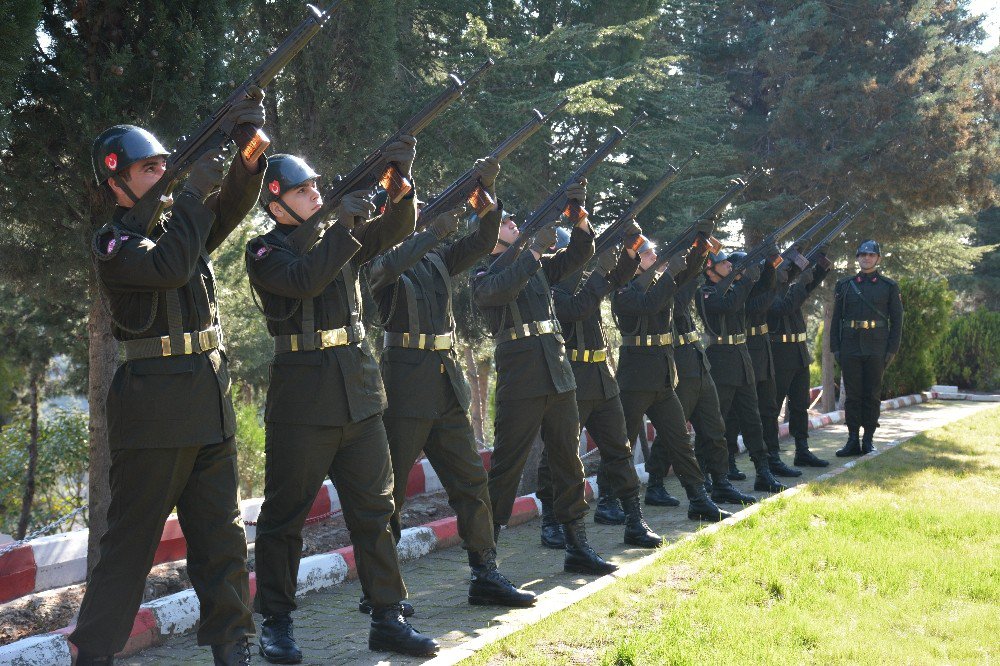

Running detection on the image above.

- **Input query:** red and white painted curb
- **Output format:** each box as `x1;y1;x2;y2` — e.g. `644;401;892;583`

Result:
0;391;937;664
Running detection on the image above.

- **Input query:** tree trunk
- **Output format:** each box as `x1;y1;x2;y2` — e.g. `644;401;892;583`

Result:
16;370;40;540
476;356;492;446
85;293;118;577
821;294;837;413
464;345;484;445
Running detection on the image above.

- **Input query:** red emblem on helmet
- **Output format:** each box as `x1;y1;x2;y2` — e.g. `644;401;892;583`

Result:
269;180;281;196
105;153;118;171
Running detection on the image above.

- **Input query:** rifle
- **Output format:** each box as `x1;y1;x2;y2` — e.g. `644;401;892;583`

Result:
285;58;494;253
715;198;825;294
487;113;647;272
415;97;569;232
811;203;869;270
122;1;344;235
592;151;699;256
773;196;839;274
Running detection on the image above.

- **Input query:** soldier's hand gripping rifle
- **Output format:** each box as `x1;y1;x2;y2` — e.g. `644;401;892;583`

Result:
486;113;647;273
809;203;869;270
415;97;569;232
285;59;494;253
592;151;699;256
121;1;345;235
773;196;840;276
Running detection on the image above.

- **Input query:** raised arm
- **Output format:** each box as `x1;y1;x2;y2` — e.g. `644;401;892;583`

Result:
473;250;540;308
246;223;361;299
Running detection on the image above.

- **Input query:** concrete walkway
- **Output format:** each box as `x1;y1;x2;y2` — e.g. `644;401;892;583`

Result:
125;399;997;665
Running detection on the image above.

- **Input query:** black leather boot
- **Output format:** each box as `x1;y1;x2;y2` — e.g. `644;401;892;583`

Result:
258;613;302;664
468;549;536;607
861;429;877;454
212;637;252;666
493;522;502;543
727;451;747;481
594;494;626;525
836;430;863;457
768;451;803;477
697;453;713;494
753;457;788;493
621;494;662;548
710;473;758;505
562;518;617;575
539;499;565;549
644;473;680;506
359;596;414;617
684;485;733;522
75;654;114;666
369;604;439;657
793;439;830;467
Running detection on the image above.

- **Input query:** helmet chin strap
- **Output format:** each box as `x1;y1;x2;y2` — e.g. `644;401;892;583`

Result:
112;174;140;205
276;198;307;226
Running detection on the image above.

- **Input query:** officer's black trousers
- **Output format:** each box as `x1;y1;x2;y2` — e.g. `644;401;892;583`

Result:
253;415;406;616
489;391;589;525
71;438;252;654
675;368;729;476
728;376;782;455
840;354;886;431
774;364;812;442
538;394;641;504
383;400;495;554
621;388;704;486
714;381;769;462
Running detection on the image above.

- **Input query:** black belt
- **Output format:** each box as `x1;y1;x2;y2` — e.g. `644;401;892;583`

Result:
568;349;607;362
383;331;454;350
748;324;768;336
497;319;560;341
710;333;747;345
273;323;365;353
772;332;807;343
622;333;673;347
849;320;887;329
122;325;221;361
673;331;701;347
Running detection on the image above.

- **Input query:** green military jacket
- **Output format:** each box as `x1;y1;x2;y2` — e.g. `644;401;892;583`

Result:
369;207;502;419
472;225;594;402
767;264;829;370
831;270;903;357
743;262;780;382
697;271;759;387
671;270;710;379
246;194;416;426
95;157;265;449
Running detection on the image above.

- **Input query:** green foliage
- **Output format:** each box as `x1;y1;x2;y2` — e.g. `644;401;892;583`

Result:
881;278;954;398
935;309;1000;390
0;409;89;536
233;396;266;500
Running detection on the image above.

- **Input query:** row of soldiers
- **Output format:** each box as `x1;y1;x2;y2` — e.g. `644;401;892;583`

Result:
73;86;902;665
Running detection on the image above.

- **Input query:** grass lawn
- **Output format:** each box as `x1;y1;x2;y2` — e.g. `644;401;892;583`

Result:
469;405;1000;665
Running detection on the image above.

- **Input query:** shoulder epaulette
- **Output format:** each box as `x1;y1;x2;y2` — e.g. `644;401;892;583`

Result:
92;224;133;261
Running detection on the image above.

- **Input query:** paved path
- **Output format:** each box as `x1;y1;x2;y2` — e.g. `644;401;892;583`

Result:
126;399;997;665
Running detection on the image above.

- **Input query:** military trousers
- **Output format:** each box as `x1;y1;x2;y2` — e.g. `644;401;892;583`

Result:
713;380;769;463
538;394;641;504
675;366;729;477
253;415;405;615
489;390;589;525
621;388;704;487
840;354;886;431
71;438;252;655
774;364;812;443
383;400;495;554
727;376;782;456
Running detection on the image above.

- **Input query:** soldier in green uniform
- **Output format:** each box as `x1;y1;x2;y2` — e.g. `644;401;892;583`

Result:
367;156;535;608
612;241;733;522
534;224;663;550
831;240;903;455
76;97;266;666
696;250;788;494
473;180;618;575
766;252;831;467
246;146;439;661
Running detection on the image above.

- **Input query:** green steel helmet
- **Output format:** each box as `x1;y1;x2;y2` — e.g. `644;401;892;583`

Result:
261;154;320;210
727;250;747;264
707;249;730;265
91;125;169;185
856;239;881;256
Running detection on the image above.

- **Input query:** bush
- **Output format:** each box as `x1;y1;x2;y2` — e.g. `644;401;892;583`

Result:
881;278;954;399
233;396;266;500
935;309;1000;391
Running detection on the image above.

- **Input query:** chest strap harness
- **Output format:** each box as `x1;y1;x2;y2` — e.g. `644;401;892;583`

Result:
383;253;456;351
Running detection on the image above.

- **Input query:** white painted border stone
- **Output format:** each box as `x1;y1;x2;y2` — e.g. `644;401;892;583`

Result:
0;634;71;666
147;589;200;637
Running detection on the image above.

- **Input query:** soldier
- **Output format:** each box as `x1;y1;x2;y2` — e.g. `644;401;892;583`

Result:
76;94;265;666
766;250;831;467
473;179;619;575
534;224;663;550
246;146;439;661
612;240;732;522
831;240;903;455
696;250;788;494
367;156;535;608
722;251;802;479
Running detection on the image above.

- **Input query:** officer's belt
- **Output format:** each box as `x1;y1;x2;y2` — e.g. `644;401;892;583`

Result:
497;319;560;341
273;323;365;353
622;333;674;347
672;331;702;347
383;331;454;350
849;320;887;329
122;325;222;361
748;324;769;336
568;349;607;363
771;332;808;343
710;333;747;345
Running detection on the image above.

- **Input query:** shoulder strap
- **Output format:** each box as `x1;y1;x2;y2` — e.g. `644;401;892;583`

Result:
849;279;889;321
426;252;455;333
399;273;421;338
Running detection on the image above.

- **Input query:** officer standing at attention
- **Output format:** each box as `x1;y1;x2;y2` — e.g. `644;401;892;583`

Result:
534;223;663;549
697;250;788;494
831;240;903;456
473;179;619;576
367;156;535;609
612;240;733;522
246;143;439;661
76;90;266;666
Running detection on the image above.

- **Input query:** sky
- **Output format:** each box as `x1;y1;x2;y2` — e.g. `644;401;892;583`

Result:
969;0;1000;51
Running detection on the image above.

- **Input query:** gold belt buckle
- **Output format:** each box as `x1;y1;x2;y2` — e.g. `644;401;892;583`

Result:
537;320;554;335
433;334;452;350
183;332;193;355
160;335;171;356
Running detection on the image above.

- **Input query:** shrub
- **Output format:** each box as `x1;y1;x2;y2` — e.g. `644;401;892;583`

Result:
881;278;954;399
935;309;1000;391
233;396;266;500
